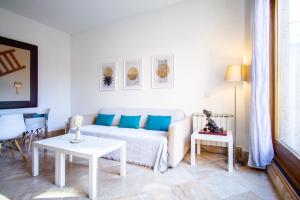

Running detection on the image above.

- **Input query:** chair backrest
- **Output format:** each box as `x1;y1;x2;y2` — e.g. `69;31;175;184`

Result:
37;108;50;120
24;108;50;131
0;114;26;140
25;118;46;131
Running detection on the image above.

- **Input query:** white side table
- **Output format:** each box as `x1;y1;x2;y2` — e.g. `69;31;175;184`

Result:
190;130;233;172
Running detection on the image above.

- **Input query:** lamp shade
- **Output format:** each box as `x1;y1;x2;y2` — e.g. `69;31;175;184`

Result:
224;64;245;82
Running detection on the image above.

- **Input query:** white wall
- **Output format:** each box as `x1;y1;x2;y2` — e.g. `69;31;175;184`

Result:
240;0;253;151
71;0;251;150
0;8;71;131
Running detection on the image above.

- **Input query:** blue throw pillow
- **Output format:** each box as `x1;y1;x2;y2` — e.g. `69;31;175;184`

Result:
96;114;115;126
119;115;141;129
145;115;172;131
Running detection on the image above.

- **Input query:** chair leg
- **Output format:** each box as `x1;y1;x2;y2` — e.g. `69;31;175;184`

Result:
14;140;27;162
9;142;15;158
27;134;33;154
22;133;27;146
0;143;2;155
22;135;28;151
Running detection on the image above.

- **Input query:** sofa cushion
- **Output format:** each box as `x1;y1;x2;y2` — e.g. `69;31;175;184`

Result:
96;114;115;126
119;115;141;129
145;115;171;132
99;107;185;128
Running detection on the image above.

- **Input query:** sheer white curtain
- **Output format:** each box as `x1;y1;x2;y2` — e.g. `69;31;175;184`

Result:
248;0;274;169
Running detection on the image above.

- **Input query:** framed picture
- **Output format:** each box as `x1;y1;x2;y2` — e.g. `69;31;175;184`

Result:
124;58;142;90
0;36;38;109
99;62;116;91
152;54;174;88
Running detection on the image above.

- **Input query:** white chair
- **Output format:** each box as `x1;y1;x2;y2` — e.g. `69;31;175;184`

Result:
0;113;27;162
23;108;50;154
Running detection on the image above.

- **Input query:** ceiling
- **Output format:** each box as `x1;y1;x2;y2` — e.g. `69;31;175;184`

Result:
0;0;184;34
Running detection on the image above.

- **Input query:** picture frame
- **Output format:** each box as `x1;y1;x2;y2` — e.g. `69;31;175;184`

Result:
99;62;116;91
123;58;142;90
151;54;174;88
0;36;38;109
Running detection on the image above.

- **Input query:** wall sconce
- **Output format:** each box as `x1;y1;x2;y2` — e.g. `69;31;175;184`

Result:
14;81;23;94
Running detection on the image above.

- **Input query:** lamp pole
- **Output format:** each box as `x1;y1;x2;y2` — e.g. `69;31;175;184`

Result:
224;64;246;166
233;81;245;166
234;81;237;165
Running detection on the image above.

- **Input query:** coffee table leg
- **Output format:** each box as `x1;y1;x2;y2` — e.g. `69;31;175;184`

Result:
55;152;65;187
89;157;97;199
32;145;39;176
191;138;195;166
120;144;126;177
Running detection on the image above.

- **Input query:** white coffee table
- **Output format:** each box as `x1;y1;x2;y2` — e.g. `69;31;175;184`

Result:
32;134;126;199
190;130;233;172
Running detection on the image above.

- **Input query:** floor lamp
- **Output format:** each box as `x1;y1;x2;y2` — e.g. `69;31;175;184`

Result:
225;64;246;166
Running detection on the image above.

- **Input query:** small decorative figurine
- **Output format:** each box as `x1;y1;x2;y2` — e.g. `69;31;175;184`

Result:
203;109;224;133
70;115;84;143
14;81;23;94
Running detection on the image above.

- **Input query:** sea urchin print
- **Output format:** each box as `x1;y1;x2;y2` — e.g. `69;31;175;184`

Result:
103;76;113;86
103;67;113;86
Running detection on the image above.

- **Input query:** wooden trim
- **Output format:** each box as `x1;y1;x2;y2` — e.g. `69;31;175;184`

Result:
48;129;65;137
267;161;299;199
273;144;300;191
269;0;300;193
270;0;276;140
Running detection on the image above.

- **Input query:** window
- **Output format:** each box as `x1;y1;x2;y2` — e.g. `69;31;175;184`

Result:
277;0;300;157
272;0;300;191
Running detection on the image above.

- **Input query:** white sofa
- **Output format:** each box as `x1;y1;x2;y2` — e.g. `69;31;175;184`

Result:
67;107;191;171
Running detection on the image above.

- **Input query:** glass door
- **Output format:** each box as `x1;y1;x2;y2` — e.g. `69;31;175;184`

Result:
277;0;300;158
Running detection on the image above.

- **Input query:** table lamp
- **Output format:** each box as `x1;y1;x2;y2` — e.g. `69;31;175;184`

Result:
225;64;246;165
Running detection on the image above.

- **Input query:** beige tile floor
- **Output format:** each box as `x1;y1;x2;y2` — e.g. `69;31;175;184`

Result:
0;150;279;200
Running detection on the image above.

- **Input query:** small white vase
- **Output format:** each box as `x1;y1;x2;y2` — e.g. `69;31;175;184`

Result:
76;128;81;141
